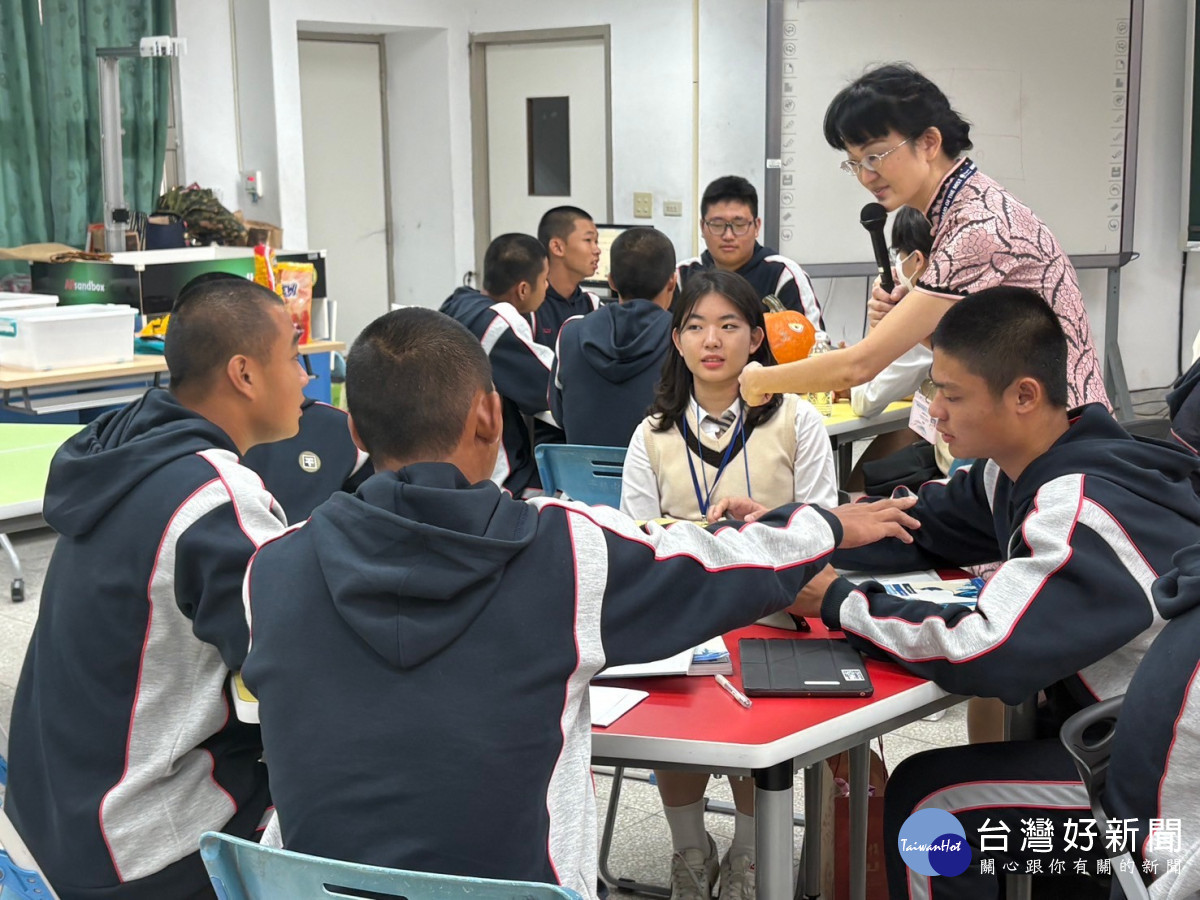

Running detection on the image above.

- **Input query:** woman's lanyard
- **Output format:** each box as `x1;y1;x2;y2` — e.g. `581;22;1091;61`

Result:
931;158;978;225
681;400;752;519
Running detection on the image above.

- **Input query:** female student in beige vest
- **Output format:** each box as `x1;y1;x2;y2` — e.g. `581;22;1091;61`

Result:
620;269;837;900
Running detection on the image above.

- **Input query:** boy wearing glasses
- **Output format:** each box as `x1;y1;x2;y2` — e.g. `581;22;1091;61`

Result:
677;175;823;328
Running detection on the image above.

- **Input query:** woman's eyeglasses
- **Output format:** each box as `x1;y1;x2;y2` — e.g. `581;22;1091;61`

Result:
840;139;911;176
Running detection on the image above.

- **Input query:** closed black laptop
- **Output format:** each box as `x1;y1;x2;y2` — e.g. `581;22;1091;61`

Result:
738;638;874;698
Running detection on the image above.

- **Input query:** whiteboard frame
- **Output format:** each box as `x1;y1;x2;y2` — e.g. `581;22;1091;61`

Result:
1184;0;1199;251
763;0;1144;276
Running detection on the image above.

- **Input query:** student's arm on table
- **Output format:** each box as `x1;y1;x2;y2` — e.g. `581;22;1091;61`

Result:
740;288;953;403
831;462;1001;574
583;496;917;667
812;475;1158;703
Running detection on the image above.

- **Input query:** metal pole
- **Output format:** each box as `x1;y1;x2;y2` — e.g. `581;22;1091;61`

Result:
755;761;796;900
98;55;128;253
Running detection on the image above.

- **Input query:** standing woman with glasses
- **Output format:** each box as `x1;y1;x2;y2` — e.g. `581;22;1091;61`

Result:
739;63;1108;412
677;175;825;329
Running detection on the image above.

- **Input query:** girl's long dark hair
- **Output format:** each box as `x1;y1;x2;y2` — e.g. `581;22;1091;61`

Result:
650;270;783;432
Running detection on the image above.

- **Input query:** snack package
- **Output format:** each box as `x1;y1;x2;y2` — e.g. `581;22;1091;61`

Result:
275;261;315;344
253;244;277;291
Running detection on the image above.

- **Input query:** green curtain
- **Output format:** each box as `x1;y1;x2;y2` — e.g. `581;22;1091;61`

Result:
0;0;173;249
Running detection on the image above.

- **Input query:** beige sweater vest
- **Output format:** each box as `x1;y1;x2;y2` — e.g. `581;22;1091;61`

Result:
643;393;801;522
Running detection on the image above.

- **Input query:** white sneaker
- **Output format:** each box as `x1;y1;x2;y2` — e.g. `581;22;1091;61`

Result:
670;836;719;900
718;848;756;900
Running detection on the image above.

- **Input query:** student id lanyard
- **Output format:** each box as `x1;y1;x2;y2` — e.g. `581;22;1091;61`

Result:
681;402;751;519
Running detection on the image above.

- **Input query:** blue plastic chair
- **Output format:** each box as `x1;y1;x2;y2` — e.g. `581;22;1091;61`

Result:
0;806;58;899
534;445;626;507
200;832;583;900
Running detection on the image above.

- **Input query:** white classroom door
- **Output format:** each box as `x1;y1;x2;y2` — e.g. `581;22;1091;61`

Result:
485;38;609;238
298;39;391;345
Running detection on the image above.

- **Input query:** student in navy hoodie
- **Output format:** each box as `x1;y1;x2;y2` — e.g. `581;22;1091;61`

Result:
532;205;603;349
677;176;822;327
440;233;552;495
239;307;920;900
242;398;372;521
1104;541;1200;899
4;277;307;899
778;287;1200;900
550;226;675;447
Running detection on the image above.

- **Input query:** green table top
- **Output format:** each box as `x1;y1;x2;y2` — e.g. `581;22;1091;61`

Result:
0;423;83;509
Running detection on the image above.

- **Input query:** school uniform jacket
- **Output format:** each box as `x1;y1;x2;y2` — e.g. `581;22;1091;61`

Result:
440;287;556;494
241;462;844;900
824;404;1200;722
1106;542;1200;900
1167;354;1200;458
677;242;823;328
242;399;372;521
4;389;283;900
550;298;672;447
528;281;602;349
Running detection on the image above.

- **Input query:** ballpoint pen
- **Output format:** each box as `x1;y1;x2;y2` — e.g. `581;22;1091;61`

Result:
715;673;753;709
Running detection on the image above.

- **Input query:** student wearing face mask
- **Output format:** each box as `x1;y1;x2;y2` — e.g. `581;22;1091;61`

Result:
740;64;1108;413
850;206;935;419
844;207;954;493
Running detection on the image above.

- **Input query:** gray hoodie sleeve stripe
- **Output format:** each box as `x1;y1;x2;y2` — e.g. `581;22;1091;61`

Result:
542;511;608;900
99;478;240;882
1148;660;1200;877
839;475;1086;668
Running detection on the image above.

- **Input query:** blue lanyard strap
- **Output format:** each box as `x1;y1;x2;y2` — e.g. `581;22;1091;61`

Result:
682;405;747;518
930;158;977;227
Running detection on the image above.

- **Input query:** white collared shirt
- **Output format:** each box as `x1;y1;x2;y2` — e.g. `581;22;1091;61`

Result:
620;395;839;519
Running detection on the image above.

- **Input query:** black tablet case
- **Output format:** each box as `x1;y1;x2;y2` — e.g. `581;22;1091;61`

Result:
738;638;874;698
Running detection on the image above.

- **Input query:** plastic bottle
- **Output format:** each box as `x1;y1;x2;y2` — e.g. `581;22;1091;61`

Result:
807;331;834;416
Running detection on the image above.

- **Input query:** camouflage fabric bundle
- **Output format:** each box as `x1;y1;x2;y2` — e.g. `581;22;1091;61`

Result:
156;186;248;247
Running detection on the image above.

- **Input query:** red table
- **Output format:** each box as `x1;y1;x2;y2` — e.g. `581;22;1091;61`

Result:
592;621;962;900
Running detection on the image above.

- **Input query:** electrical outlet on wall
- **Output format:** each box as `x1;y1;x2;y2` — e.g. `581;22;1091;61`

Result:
663;200;683;217
244;170;264;201
633;192;653;218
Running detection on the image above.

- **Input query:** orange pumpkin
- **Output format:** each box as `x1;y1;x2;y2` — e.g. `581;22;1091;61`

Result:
762;294;817;363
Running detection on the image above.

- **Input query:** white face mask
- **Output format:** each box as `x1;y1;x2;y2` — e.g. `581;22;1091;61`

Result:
894;250;923;293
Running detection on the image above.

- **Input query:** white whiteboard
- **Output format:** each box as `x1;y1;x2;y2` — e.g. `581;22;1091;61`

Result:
774;0;1138;270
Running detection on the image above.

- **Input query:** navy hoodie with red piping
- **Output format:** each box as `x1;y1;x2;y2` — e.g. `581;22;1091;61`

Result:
4;389;283;900
241;462;844;900
1104;542;1200;898
823;403;1200;722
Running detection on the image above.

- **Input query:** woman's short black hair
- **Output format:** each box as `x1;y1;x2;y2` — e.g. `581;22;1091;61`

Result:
823;63;973;159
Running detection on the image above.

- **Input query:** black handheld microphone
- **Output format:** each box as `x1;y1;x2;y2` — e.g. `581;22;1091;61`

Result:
859;202;894;293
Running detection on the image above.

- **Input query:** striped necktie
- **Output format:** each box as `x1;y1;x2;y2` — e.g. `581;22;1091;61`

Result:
707;408;738;439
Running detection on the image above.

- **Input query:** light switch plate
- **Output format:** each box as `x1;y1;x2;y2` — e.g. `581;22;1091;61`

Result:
633;192;653;218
